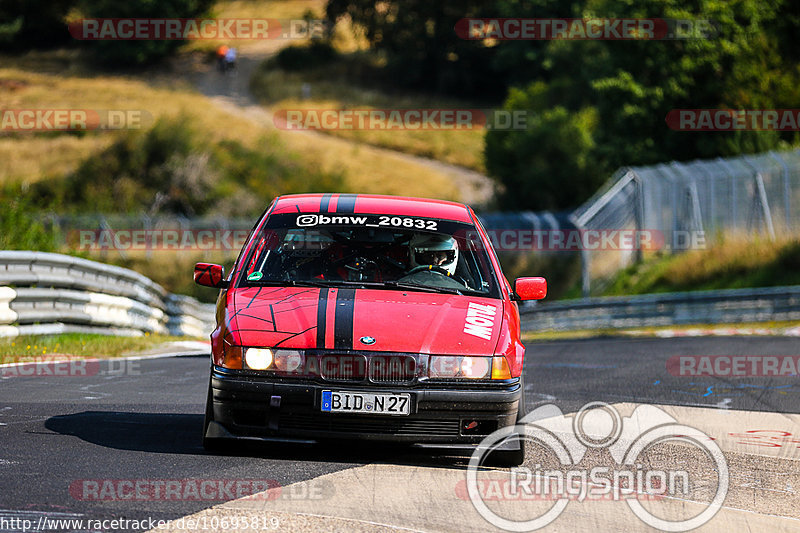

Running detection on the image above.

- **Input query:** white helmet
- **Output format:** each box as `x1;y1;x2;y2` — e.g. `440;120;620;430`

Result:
409;234;459;275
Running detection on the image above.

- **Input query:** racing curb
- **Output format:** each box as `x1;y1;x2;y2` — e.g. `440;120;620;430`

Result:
625;325;800;338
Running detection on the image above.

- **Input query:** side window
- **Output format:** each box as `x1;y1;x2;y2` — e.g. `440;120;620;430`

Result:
245;235;266;276
245;230;280;276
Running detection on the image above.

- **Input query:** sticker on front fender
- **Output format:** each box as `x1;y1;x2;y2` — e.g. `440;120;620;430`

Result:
321;390;411;415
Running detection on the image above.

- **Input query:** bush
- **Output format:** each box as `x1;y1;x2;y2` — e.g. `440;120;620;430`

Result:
79;0;215;66
274;42;337;71
485;83;601;211
0;0;76;49
0;196;59;252
33;114;344;217
498;251;582;301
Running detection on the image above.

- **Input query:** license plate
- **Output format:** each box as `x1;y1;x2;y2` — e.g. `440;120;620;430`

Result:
321;390;410;416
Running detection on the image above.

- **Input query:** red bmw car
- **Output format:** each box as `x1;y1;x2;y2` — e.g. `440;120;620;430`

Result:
194;194;546;464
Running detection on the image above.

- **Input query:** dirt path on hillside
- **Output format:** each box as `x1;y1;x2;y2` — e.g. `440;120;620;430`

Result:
188;43;494;207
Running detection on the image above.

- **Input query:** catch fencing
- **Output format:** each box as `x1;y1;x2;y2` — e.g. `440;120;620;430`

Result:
571;149;800;295
44;149;800;302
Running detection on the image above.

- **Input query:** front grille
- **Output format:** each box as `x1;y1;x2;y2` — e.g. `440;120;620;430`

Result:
369;355;416;383
280;413;460;437
319;354;367;381
315;353;418;384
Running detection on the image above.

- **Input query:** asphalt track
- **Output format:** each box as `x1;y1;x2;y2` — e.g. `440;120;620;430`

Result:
1;336;800;532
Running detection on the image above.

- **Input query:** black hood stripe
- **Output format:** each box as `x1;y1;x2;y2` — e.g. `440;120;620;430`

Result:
333;288;356;349
335;194;357;213
319;193;333;212
316;288;329;348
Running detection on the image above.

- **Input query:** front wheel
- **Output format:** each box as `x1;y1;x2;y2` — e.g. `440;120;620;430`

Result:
485;374;527;467
202;379;225;453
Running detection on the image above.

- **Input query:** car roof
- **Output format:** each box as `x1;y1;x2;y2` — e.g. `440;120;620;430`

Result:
270;194;475;224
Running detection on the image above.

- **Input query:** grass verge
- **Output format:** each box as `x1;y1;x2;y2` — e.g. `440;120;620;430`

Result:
0;51;461;201
0;333;196;364
603;236;800;295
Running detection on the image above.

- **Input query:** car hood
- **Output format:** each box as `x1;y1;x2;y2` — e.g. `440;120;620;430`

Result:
228;286;503;356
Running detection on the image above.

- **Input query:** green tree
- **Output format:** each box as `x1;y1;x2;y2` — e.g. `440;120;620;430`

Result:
79;0;214;66
326;0;511;98
486;0;800;210
0;0;76;49
486;83;599;210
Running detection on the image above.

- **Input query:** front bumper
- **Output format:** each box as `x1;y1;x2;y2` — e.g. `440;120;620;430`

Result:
207;366;522;444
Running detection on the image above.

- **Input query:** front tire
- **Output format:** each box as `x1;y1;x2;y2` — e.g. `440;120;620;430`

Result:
486;374;527;467
202;379;225;453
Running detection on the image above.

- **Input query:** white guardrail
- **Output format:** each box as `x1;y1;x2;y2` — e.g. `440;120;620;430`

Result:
0;251;216;338
521;285;800;332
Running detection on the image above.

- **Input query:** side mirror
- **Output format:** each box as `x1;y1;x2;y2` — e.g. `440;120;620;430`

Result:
514;277;547;301
194;263;227;288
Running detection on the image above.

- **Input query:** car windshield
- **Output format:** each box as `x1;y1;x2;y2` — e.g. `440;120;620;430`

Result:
238;212;500;297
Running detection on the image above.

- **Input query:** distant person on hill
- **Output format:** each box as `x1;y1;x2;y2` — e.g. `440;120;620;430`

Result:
223;47;237;74
216;44;229;73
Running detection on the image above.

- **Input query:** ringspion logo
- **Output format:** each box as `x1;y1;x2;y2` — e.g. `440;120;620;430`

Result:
467;402;728;531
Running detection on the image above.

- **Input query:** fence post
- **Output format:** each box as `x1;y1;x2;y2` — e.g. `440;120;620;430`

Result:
570;170;635;298
754;173;776;239
716;157;739;231
633;173;644;263
743;156;776;239
769;150;792;230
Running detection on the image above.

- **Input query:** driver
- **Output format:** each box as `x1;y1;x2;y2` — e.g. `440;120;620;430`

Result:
408;234;459;276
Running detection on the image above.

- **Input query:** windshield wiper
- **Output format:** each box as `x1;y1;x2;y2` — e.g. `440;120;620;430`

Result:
382;281;463;295
247;279;332;288
248;278;470;295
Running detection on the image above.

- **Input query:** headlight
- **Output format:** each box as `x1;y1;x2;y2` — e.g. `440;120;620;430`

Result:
429;356;491;379
273;350;304;372
242;348;304;373
244;347;273;370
